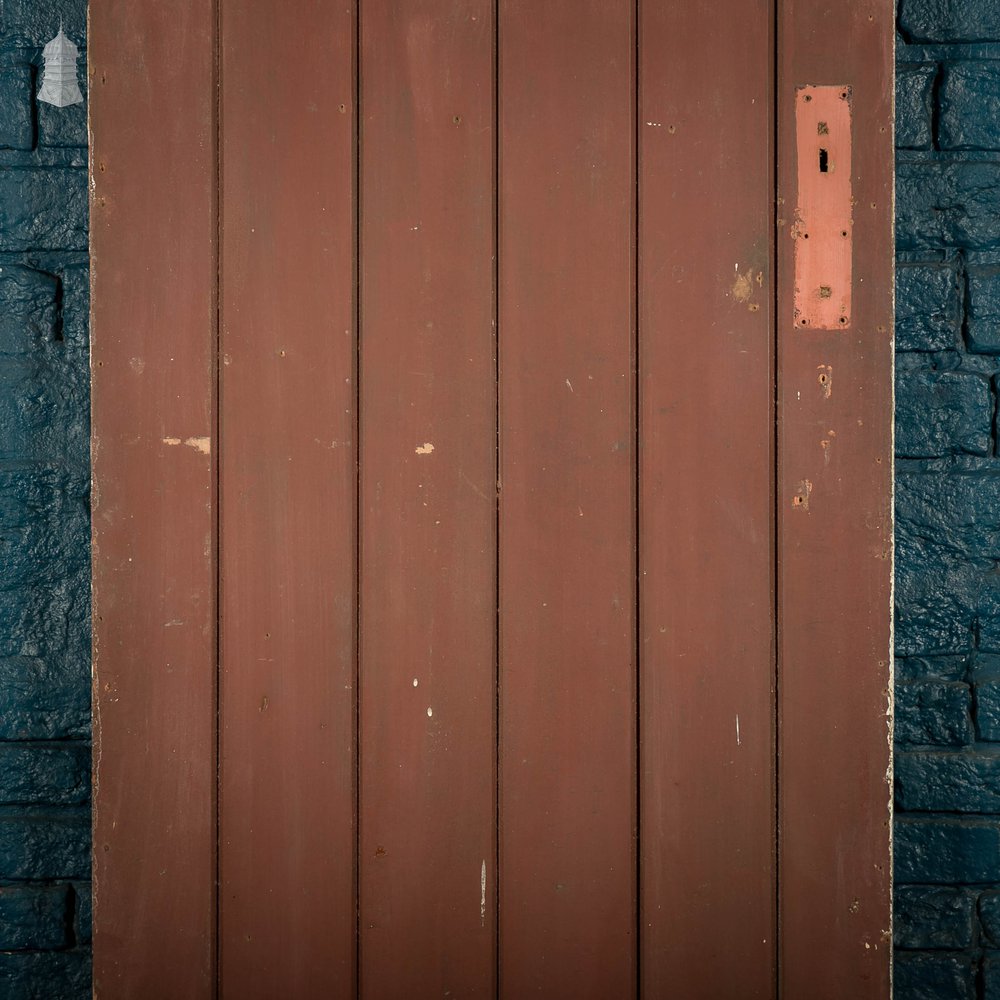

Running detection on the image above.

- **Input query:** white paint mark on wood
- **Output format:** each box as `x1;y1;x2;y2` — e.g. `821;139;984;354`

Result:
415;442;435;455
426;707;433;718
412;678;419;687
736;715;741;746
565;378;574;392
480;860;487;926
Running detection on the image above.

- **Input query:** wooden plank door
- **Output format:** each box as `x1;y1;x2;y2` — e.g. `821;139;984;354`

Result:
90;3;218;995
776;4;894;997
217;2;358;994
638;2;777;996
498;4;637;996
90;2;894;997
358;3;497;995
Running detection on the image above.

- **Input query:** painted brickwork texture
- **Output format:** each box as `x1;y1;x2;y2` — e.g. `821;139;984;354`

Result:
0;1;90;997
896;0;1000;997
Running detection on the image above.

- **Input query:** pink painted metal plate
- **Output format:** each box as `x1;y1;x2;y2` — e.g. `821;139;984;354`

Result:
793;85;852;330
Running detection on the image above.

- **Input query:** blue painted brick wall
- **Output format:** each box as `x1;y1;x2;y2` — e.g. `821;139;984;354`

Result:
0;0;90;996
896;1;1000;996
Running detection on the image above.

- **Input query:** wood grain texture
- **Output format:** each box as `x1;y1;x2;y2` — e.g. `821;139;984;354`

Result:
777;1;894;995
498;3;636;995
218;2;358;995
638;0;777;995
90;3;218;996
358;3;497;996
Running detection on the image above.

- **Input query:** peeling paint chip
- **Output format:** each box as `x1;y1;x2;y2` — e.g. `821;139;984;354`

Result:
480;860;487;926
163;436;211;454
792;479;813;510
415;442;435;455
732;271;754;303
185;436;211;455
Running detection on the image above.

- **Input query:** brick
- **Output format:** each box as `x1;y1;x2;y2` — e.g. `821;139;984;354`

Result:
894;541;975;656
37;74;86;149
0;744;88;806
896;749;1000;810
976;575;1000;654
896;681;972;745
978;679;1000;739
897;160;1000;251
981;893;1000;946
0;265;58;355
0;653;86;743
0;585;78;665
985;952;1000;1000
893;951;975;1000
899;0;1000;42
0;884;69;950
56;264;87;350
966;266;1000;353
0;653;89;744
896;262;962;352
895;473;1000;655
940;63;1000;151
897;655;969;682
894;886;976;949
0;2;86;48
895;550;976;655
973;653;1000;676
0;811;88;880
895;371;992;457
70;882;89;946
0;470;90;589
0;363;69;463
897;65;936;150
0;358;89;466
0;54;33;151
0;949;89;1000
0;169;87;251
895;816;1000;884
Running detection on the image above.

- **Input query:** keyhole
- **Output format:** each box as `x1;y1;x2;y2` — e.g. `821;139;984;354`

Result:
819;148;829;173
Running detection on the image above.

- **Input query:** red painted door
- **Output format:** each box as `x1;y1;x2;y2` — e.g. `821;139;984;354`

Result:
90;2;893;997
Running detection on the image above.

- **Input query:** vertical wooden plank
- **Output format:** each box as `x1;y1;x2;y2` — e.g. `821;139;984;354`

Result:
358;3;496;996
638;0;777;993
498;3;636;995
90;3;217;996
218;2;357;995
777;1;893;996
